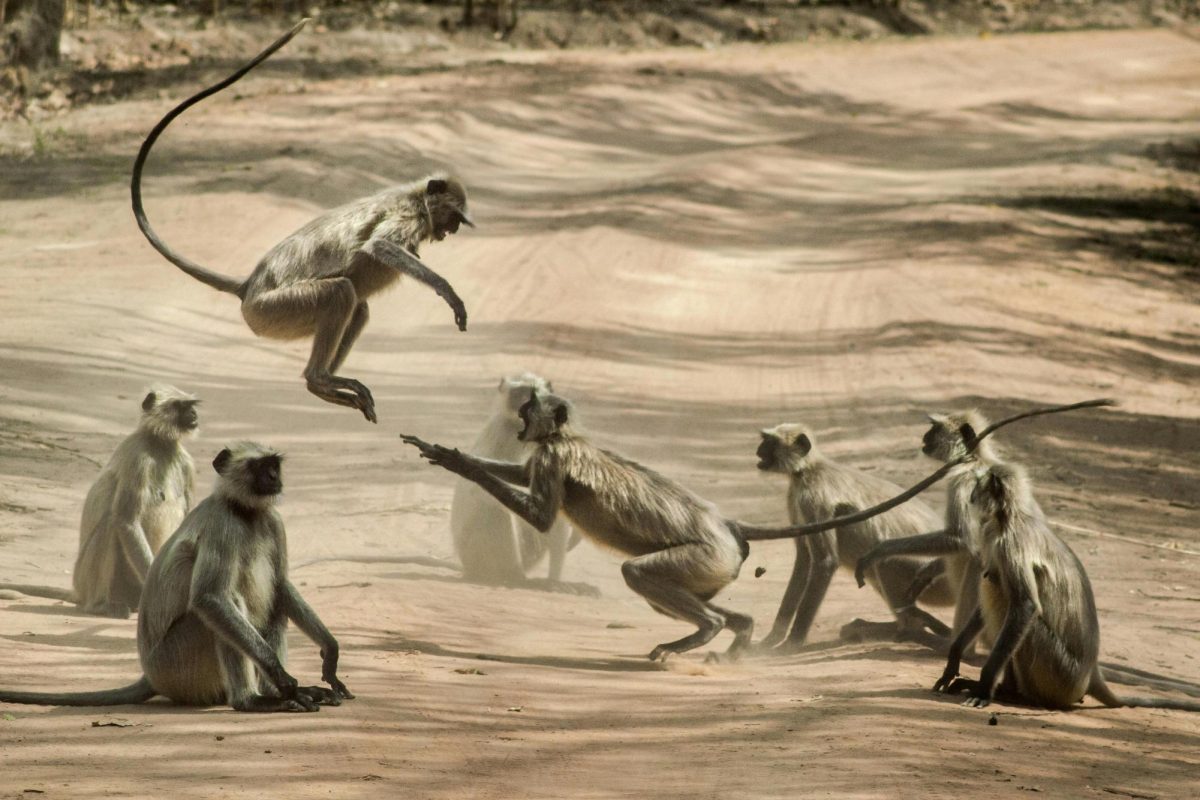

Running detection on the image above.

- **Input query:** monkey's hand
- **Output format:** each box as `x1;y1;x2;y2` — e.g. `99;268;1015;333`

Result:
961;691;992;709
400;435;479;478
932;669;963;694
272;667;302;700
853;557;870;588
441;290;468;332
321;645;355;701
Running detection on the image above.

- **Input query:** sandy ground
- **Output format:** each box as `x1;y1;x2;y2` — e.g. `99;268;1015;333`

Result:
1;27;1199;800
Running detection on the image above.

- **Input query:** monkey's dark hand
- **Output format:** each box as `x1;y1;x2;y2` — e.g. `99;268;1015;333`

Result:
321;645;355;701
273;667;301;700
400;435;478;478
932;669;962;694
853;557;869;588
444;292;468;332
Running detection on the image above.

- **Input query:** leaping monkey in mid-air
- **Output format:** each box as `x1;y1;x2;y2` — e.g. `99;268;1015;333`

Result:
131;20;474;423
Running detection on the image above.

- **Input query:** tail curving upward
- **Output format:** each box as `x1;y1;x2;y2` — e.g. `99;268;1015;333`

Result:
0;676;156;707
130;19;310;298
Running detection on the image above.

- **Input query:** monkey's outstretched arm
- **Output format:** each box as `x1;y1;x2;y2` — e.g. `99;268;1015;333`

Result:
402;435;561;532
400;435;530;485
280;581;353;699
357;239;468;331
853;530;959;588
190;535;297;698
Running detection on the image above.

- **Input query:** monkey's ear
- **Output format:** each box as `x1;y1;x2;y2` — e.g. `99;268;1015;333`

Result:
545;380;554;392
427;178;448;195
794;433;812;455
142;392;157;412
959;423;978;449
554;403;570;427
498;377;508;392
213;448;233;475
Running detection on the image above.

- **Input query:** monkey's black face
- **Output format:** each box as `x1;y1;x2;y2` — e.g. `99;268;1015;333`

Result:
921;425;938;457
173;401;200;432
516;398;534;442
434;215;461;242
252;456;283;497
756;437;778;471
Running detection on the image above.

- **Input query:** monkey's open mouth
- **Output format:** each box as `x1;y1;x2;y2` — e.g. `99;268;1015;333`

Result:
756;457;773;470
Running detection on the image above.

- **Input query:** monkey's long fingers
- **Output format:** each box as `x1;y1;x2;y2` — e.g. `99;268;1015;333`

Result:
853;559;868;588
299;685;343;706
329;678;354;700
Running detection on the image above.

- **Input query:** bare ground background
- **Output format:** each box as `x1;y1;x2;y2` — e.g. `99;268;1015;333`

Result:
1;18;1199;800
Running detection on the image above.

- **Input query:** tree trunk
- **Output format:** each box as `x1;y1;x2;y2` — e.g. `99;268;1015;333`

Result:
2;0;66;71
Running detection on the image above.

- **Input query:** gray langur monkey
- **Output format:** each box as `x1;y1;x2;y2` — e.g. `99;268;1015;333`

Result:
852;410;994;654
934;462;1200;712
0;442;353;712
450;373;590;593
0;387;198;619
752;424;958;653
401;396;1119;661
130;21;474;424
403;395;904;661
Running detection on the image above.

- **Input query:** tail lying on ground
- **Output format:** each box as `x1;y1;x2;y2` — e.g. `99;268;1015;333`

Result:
130;19;310;298
0;583;75;603
1090;671;1200;712
0;677;156;707
1101;663;1200;699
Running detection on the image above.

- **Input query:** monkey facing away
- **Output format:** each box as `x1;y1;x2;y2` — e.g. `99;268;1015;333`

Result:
0;387;198;619
0;443;352;712
852;410;995;653
753;424;958;653
131;21;473;423
450;373;589;592
934;462;1200;712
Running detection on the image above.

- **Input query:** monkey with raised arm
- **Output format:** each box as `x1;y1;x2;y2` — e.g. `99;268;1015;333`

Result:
753;424;956;653
0;442;352;712
934;462;1200;712
131;22;473;423
450;373;589;593
0;387;198;618
405;395;896;661
853;410;994;652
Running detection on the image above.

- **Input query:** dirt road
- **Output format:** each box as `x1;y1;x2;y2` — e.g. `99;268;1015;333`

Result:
1;27;1198;800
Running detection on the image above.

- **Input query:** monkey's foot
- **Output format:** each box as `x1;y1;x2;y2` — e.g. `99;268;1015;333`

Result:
84;602;133;619
299;685;344;706
307;376;377;423
525;579;601;597
934;675;979;696
235;693;321;713
839;618;900;643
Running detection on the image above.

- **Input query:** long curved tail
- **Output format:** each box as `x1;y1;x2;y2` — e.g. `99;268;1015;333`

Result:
0;583;75;603
734;398;1116;542
0;676;155;707
130;19;309;297
1089;668;1200;712
1101;663;1200;699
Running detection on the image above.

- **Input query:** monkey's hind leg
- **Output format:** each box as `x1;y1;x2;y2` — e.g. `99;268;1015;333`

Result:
620;545;734;661
242;278;377;423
